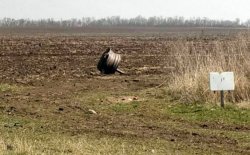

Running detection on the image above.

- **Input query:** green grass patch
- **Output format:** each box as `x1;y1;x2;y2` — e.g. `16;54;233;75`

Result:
165;103;250;125
0;113;196;155
0;84;19;92
112;102;139;113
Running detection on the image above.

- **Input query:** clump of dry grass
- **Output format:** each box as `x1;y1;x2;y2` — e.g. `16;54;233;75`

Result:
165;33;250;103
0;83;19;92
0;133;185;155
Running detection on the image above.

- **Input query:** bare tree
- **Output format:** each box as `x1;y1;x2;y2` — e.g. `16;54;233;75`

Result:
0;16;247;28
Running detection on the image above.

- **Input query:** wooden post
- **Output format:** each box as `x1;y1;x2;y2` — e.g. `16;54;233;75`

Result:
220;91;224;108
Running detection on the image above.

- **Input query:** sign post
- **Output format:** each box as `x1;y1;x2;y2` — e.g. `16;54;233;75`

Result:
209;72;235;107
220;90;224;108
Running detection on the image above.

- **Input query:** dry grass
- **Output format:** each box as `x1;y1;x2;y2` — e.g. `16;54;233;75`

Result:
0;133;191;155
0;84;20;92
165;33;250;103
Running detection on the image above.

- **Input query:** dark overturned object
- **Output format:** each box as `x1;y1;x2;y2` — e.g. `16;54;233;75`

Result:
97;48;124;74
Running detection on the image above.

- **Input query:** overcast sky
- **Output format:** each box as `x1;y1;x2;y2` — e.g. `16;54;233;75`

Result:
0;0;249;21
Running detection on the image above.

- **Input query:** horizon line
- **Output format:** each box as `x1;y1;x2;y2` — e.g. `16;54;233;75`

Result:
0;16;248;22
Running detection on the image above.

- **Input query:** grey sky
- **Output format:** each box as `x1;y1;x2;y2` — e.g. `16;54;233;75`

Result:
0;0;249;21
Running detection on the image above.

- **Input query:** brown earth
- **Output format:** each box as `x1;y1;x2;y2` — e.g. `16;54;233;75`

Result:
0;30;249;154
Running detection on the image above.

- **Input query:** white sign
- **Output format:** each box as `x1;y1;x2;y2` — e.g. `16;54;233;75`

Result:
210;72;235;91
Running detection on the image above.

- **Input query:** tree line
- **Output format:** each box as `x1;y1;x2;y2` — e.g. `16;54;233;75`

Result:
0;16;249;28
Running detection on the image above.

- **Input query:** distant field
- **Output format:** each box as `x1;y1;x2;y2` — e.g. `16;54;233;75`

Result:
0;28;249;154
0;26;249;36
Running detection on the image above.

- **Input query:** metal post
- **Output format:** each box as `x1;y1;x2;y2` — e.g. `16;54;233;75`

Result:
220;91;224;108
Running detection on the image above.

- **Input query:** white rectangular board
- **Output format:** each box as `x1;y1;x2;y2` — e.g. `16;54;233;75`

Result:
210;72;235;91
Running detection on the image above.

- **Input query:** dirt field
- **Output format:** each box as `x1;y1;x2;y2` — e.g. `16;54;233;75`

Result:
0;28;249;154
